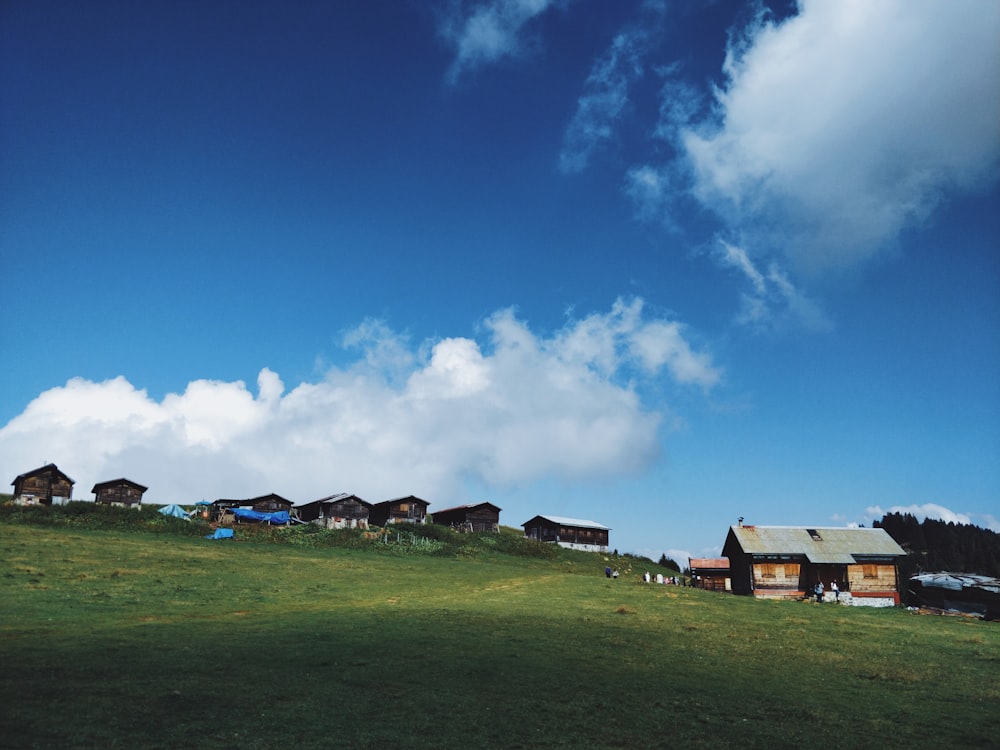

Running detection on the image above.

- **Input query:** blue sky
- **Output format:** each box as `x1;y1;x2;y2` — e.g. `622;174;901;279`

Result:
2;0;998;562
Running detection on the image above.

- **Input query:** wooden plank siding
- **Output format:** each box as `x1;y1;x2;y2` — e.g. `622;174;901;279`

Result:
522;515;610;552
369;496;430;527
92;478;147;507
722;525;906;605
431;503;501;532
11;464;75;506
296;494;372;529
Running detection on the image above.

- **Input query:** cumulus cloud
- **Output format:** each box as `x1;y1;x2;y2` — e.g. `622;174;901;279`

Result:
675;0;1000;274
438;0;564;84
559;0;666;174
865;503;1000;533
0;299;718;506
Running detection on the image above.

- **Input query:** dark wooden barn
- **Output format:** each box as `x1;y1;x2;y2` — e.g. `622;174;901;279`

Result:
522;515;610;553
295;493;372;529
369;496;430;526
212;493;293;521
92;478;148;507
11;464;75;506
721;523;906;606
688;557;731;591
431;502;501;532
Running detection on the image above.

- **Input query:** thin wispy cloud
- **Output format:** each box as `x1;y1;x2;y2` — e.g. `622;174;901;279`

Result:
559;0;666;174
438;0;563;84
0;299;718;506
714;239;831;332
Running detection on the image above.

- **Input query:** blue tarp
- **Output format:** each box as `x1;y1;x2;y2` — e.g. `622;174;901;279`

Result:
230;508;290;525
206;528;235;540
159;504;189;519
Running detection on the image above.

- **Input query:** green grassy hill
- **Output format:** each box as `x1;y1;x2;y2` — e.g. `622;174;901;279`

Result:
1;517;997;749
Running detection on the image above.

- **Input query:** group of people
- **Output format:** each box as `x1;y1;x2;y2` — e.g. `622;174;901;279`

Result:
813;580;841;602
604;566;620;579
633;570;683;585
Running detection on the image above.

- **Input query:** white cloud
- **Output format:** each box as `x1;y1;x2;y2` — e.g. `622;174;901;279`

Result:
439;0;563;84
559;1;666;174
676;0;1000;274
0;300;718;507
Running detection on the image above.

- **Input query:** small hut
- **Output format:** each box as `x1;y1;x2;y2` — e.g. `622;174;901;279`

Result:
369;496;430;526
295;493;372;529
688;557;731;591
431;502;501;532
11;464;75;506
92;478;148;507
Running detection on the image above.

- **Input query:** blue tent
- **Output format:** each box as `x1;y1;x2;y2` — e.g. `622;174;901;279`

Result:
159;504;189;519
206;528;234;540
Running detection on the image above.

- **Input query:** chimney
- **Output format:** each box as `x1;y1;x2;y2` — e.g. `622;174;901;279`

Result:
738;517;744;527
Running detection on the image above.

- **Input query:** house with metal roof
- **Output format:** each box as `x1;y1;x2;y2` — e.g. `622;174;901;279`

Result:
522;515;610;553
295;493;372;529
688;557;731;591
369;496;430;526
721;523;906;606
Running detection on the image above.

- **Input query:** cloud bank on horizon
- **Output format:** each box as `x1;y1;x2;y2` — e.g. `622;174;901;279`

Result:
0;299;717;506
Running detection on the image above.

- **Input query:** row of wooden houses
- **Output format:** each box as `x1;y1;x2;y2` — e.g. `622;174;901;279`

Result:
8;464;612;552
9;466;909;606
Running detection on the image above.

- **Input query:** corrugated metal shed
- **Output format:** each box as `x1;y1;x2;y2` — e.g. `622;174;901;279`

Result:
729;526;904;563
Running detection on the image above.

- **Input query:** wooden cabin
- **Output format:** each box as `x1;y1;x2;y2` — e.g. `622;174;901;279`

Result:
522;515;610;553
369;496;429;527
688;557;731;591
11;464;74;506
212;493;293;522
92;478;147;507
431;502;501;532
721;524;906;606
295;493;372;529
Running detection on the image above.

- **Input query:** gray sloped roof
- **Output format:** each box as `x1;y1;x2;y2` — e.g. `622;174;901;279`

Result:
523;515;609;530
727;525;905;562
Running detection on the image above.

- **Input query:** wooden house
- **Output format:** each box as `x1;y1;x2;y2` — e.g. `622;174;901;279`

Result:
688;557;731;591
11;464;74;506
431;502;501;532
92;478;147;507
369;496;430;527
212;493;293;522
721;523;906;606
522;515;610;553
295;493;372;529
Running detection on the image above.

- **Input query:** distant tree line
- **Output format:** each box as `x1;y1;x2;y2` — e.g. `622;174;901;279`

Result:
874;512;1000;579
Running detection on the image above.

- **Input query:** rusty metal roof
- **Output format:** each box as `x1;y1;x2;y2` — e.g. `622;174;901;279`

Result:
727;525;905;563
689;557;730;569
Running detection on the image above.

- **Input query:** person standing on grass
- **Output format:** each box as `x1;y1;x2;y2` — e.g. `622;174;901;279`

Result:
815;581;824;603
831;580;840;602
606;566;612;578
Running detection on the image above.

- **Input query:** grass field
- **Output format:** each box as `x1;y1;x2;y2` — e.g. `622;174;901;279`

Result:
1;521;997;749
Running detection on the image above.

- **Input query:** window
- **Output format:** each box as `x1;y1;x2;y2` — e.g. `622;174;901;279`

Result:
863;564;878;579
807;529;822;541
